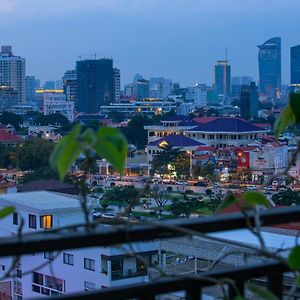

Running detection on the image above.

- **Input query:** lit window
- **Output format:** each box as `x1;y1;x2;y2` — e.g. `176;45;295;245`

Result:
40;215;52;229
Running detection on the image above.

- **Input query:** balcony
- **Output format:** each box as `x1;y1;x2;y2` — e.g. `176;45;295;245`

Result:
0;206;299;299
111;270;147;281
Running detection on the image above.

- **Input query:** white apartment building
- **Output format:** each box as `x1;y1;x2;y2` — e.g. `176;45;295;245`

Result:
0;191;159;299
186;84;208;107
113;68;121;102
249;143;289;175
62;70;77;105
0;46;26;104
124;83;135;97
43;92;74;122
149;78;172;100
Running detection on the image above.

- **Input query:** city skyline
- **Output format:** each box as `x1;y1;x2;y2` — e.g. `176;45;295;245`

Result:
0;0;299;85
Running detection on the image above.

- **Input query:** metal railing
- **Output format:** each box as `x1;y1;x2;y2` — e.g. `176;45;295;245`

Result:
1;206;299;299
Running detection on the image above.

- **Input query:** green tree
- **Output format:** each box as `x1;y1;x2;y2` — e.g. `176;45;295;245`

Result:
121;115;153;149
150;184;170;216
34;113;70;126
0;112;23;131
272;188;300;206
16;139;55;171
151;144;188;178
101;186;140;213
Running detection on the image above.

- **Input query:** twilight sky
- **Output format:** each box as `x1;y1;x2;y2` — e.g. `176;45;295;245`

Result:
0;0;299;86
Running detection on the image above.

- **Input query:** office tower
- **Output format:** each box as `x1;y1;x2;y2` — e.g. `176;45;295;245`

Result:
124;83;135;97
76;58;114;113
291;45;300;85
133;73;143;83
240;82;259;120
214;60;231;97
231;76;253;97
135;79;149;100
55;80;63;89
0;46;25;104
0;85;18;111
113;68;121;102
186;84;207;107
26;76;36;103
149;77;172;100
35;78;40;89
43;81;55;90
207;85;219;106
258;37;281;97
62;70;77;106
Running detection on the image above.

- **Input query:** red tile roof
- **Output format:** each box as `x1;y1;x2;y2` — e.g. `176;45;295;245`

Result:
0;131;22;142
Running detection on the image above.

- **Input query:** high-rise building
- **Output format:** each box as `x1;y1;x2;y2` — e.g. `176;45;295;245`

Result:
0;46;25;104
124;83;135;97
240;82;259;120
135;79;149;100
25;76;36;103
231;76;253;97
291;45;300;85
113;68;121;102
258;37;281;97
76;59;114;113
0;85;18;111
149;77;172;100
43;81;55;90
133;73;143;83
186;84;207;107
214;60;231;97
62;70;77;106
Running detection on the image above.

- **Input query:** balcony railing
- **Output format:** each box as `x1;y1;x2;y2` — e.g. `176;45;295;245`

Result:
111;270;147;281
0;206;300;299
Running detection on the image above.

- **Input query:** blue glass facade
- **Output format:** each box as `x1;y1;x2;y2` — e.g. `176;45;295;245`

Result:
76;59;114;113
135;79;149;100
258;37;281;97
291;45;300;85
240;82;259;120
214;60;231;97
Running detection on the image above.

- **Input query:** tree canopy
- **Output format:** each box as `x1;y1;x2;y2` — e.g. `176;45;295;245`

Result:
0;112;23;131
34;113;70;126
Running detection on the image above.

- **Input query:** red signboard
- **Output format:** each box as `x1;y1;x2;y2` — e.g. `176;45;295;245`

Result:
237;151;250;168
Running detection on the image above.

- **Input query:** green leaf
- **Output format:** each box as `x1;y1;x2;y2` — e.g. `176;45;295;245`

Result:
288;246;300;270
243;191;271;208
290;93;300;123
218;194;239;211
247;283;279;300
274;104;296;139
94;127;127;174
0;207;14;219
50;125;82;180
296;275;300;287
81;128;97;145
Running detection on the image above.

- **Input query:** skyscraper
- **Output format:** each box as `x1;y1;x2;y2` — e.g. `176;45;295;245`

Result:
135;79;149;100
214;60;231;97
291;45;300;85
76;59;114;113
0;46;25;104
240;82;259;120
149;77;172;100
25;76;36;103
258;37;281;97
113;68;121;102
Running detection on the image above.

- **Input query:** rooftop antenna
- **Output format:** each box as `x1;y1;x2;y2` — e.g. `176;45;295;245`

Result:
225;47;228;62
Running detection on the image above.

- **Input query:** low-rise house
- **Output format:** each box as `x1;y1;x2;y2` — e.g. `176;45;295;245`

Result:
0;191;159;299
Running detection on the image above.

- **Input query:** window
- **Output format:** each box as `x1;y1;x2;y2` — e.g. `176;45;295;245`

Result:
63;253;74;266
84;258;95;271
84;281;96;292
29;214;37;229
101;256;108;274
32;272;65;295
44;252;54;261
13;212;18;225
40;215;52;229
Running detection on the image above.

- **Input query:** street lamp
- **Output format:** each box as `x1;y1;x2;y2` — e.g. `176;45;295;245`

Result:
187;151;193;178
